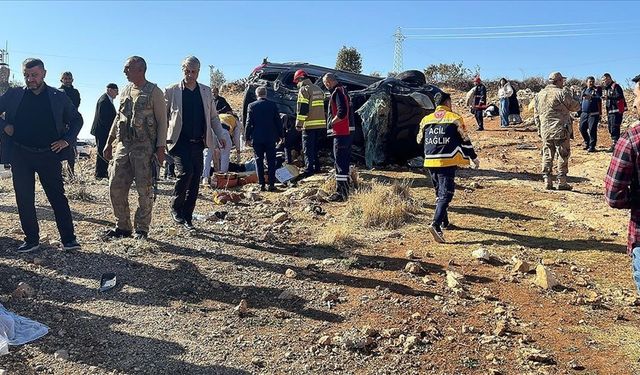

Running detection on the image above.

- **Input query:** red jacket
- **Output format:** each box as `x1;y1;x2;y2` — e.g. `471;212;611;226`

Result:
328;84;353;136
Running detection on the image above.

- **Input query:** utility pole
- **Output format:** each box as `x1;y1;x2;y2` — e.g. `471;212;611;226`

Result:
393;27;405;73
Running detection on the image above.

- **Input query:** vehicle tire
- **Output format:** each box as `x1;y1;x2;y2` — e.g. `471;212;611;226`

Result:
396;70;426;87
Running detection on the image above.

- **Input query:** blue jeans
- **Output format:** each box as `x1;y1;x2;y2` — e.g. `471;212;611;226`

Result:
500;98;509;127
632;247;640;295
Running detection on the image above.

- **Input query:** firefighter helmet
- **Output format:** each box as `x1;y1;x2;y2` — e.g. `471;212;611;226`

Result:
293;69;307;83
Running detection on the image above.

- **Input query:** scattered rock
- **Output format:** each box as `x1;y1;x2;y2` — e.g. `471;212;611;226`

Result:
251;357;265;368
541;258;555;266
340;329;374;350
575;277;588;287
411;312;422;320
533;265;559;290
272;212;289;224
321;291;338;302
421;276;435;285
406;250;415;259
381;328;402;338
488;369;503;375
54;349;69;361
234;299;248;315
512;259;533;273
403;335;419;352
12;282;35;299
404;262;423;275
284;269;297;279
362;326;378;337
318;335;332;346
277;290;295;300
493;320;508;336
567;360;585;371
446;270;465;290
472;247;490;261
527;352;555;364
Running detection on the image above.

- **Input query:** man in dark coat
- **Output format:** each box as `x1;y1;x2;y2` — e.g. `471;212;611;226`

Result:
212;86;232;114
245;86;283;191
59;71;81;175
0;58;83;252
90;83;118;179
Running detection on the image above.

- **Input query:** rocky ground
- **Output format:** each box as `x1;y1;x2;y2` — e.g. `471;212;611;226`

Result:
1;92;639;375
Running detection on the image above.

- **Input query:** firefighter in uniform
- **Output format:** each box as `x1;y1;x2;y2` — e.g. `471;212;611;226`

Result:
103;56;168;240
417;92;479;244
294;69;326;176
322;73;353;202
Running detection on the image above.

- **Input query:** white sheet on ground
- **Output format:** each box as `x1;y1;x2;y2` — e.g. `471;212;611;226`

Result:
0;303;49;355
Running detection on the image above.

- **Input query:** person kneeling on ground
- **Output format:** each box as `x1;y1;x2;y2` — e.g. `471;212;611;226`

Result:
417;92;479;243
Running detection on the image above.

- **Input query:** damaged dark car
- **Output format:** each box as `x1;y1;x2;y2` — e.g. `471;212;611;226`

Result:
242;61;443;168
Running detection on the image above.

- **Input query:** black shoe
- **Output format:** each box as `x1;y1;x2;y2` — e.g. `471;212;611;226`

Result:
442;221;450;230
327;192;345;202
133;231;148;240
103;228;132;240
607;145;615;153
428;223;446;243
62;239;81;251
260;185;267;192
183;221;195;231
171;210;185;224
476;127;484;131
17;241;40;253
587;148;596;153
267;185;278;192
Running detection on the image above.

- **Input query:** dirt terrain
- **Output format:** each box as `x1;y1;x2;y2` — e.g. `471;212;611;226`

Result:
1;91;639;375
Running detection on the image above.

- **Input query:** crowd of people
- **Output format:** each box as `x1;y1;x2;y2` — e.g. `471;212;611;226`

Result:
1;56;640;295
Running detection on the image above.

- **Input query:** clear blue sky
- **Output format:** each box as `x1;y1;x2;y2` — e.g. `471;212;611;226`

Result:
2;1;639;139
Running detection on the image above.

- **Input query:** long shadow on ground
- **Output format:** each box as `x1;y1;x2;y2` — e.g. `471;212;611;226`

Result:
457;227;626;253
0;264;250;375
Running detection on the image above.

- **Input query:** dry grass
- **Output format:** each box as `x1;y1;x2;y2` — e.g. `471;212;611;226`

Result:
317;222;360;249
348;179;418;229
65;160;97;202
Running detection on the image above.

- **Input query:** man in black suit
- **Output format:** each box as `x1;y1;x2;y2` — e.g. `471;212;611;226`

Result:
245;86;282;191
90;83;118;179
0;58;83;252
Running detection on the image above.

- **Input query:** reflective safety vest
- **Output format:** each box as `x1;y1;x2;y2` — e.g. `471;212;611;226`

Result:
219;113;238;133
328;84;354;136
417;105;477;168
296;79;326;130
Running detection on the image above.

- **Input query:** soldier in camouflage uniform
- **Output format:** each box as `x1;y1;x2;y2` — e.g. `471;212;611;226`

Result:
103;56;167;239
533;71;581;191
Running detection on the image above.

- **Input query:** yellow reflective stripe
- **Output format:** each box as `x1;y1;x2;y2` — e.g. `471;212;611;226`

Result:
297;115;308;121
311;100;324;106
304;120;325;126
297;97;309;104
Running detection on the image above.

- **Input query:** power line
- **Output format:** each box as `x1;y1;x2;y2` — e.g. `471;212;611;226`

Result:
404;31;624;40
404;27;617;38
403;21;626;31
